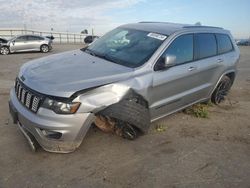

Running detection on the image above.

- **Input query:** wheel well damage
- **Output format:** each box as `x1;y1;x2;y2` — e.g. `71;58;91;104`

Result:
97;97;150;133
74;83;151;139
225;72;235;84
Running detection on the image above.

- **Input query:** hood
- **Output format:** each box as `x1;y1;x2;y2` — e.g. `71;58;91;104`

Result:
19;50;134;98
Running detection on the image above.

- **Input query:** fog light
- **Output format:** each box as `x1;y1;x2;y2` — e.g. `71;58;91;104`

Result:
40;129;62;139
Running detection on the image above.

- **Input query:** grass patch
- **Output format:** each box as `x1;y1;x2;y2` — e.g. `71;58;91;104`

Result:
155;124;166;132
184;103;211;118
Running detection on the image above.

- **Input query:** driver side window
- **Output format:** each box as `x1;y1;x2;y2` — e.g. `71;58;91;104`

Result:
15;36;28;42
156;34;193;70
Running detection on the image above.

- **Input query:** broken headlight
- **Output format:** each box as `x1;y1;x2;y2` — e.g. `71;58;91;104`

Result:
41;98;81;114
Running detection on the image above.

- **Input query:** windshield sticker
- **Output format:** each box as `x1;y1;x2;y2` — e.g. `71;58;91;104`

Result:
147;33;167;40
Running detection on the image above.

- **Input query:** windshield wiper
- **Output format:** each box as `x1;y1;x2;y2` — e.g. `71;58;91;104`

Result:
84;49;117;63
83;48;97;56
83;48;130;67
96;53;117;64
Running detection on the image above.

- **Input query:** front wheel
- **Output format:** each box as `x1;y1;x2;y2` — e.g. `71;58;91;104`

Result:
211;76;232;104
40;44;49;53
0;46;10;55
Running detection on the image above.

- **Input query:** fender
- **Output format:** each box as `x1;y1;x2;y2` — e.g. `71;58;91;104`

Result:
209;70;236;98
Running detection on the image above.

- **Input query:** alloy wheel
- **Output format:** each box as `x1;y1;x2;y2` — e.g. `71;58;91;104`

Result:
0;47;10;55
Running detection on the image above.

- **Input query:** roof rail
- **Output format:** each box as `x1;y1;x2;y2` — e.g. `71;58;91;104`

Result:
138;22;223;30
139;21;172;24
183;25;223;29
138;21;187;25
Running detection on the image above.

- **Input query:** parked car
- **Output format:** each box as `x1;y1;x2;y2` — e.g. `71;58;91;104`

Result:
0;35;52;55
84;35;99;44
236;39;249;46
9;22;240;153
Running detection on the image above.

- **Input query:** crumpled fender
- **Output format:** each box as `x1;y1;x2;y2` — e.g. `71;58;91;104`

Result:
73;84;131;113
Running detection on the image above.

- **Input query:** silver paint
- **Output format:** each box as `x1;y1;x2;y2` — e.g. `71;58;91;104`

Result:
9;23;240;153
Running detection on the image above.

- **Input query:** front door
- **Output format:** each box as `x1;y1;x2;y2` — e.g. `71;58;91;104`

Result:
10;36;29;52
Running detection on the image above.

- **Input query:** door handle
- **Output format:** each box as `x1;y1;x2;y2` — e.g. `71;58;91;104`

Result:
188;66;197;71
217;59;223;63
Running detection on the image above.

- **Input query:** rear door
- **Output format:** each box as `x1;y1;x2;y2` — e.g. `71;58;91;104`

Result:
215;33;238;73
27;36;43;50
192;33;223;99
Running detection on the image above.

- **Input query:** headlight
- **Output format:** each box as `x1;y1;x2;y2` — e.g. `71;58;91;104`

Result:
41;98;81;114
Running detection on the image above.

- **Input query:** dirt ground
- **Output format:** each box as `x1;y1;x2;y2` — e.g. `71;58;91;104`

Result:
0;45;249;188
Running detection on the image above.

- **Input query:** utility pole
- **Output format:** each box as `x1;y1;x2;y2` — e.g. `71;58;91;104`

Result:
24;24;27;34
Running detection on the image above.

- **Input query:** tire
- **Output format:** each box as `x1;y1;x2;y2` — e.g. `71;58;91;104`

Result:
0;46;10;55
211;76;232;104
40;44;49;53
99;99;151;139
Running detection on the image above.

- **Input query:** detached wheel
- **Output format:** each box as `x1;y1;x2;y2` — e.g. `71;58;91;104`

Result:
0;46;10;55
97;98;150;140
211;76;232;104
118;120;139;140
40;44;49;53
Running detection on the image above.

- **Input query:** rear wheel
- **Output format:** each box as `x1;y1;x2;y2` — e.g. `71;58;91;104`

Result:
0;46;10;55
40;44;49;53
211;76;232;104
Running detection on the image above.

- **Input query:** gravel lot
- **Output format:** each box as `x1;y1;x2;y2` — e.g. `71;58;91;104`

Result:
0;45;249;188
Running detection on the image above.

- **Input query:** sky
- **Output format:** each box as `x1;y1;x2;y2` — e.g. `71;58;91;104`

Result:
0;0;249;39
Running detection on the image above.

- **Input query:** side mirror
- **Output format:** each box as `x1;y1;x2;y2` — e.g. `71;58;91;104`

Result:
163;54;176;68
12;40;15;45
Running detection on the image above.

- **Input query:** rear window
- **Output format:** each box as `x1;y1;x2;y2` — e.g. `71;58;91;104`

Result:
195;33;217;59
28;36;43;41
216;34;233;54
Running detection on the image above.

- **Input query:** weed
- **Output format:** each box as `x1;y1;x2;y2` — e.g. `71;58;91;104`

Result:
155;124;166;132
184;103;210;118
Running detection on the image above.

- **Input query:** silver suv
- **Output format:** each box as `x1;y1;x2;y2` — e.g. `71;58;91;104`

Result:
9;22;240;153
1;35;52;55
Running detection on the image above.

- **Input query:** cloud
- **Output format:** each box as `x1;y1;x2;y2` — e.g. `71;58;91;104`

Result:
0;0;144;34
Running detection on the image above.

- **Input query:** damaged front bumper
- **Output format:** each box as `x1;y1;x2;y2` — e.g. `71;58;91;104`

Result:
9;88;95;153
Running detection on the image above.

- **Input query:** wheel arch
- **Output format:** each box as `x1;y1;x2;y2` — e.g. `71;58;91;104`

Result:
209;70;236;98
40;44;49;52
95;89;151;133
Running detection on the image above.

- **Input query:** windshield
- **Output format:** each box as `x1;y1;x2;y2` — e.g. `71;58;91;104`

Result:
85;28;167;68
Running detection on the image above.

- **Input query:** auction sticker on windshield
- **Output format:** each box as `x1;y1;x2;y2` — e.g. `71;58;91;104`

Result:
147;33;167;40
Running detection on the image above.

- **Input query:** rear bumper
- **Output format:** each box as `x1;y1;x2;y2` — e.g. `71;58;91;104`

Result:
9;88;95;153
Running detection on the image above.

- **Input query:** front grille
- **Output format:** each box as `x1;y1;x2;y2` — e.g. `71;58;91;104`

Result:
15;78;43;113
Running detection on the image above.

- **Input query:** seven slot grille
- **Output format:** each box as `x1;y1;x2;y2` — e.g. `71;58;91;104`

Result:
15;79;43;113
